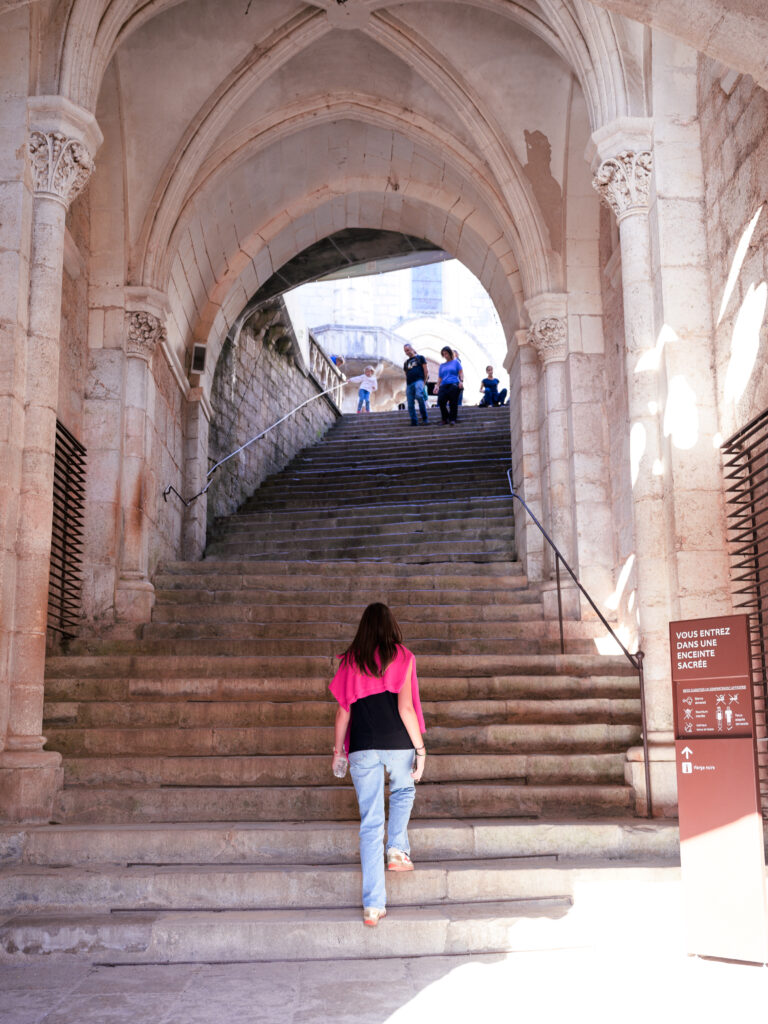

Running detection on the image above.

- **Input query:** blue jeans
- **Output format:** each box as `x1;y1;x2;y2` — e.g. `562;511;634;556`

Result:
357;388;370;412
482;387;507;407
406;380;428;423
349;748;416;909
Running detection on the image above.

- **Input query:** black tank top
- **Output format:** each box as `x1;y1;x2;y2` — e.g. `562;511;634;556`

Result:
348;691;412;753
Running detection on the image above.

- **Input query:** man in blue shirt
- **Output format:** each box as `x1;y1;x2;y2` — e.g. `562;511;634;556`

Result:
480;365;507;407
403;344;429;426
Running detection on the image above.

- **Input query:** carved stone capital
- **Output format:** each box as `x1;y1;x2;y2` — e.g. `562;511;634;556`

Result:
527;317;567;364
125;310;165;361
28;131;94;208
592;150;653;222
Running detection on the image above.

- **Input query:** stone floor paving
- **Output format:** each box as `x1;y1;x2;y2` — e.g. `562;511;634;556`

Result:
2;947;767;1024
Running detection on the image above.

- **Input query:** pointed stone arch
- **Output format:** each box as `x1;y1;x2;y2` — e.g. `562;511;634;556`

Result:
144;94;539;303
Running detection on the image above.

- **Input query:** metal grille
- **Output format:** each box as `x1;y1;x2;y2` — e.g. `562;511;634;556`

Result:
722;409;768;807
47;421;87;642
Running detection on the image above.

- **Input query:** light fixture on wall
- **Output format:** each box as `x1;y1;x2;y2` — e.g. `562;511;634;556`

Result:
191;343;207;376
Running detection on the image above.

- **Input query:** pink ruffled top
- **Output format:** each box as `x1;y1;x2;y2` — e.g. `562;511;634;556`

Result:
329;644;426;753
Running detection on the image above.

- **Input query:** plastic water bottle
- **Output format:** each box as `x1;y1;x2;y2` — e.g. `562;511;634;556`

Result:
332;753;348;779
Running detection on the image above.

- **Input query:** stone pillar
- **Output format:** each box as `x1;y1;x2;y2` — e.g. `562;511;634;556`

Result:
526;303;581;620
115;294;168;623
507;330;545;582
0;97;101;822
592;125;676;814
527;311;573;558
182;387;213;562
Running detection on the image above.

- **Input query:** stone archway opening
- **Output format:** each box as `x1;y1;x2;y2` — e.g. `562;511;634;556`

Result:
203;227;511;530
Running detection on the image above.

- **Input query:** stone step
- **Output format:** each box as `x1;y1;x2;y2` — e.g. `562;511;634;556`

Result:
1;820;680;867
208;533;514;551
50;782;635;823
57;752;627;787
154;587;538;607
44;696;640;729
204;546;516;563
263;452;510;473
44;721;640;757
149;601;543;624
294;428;511;448
152;577;530;599
64;636;584;657
0;899;585;962
138;619;549;643
252;472;509;494
44;652;635;680
287;450;512;473
214;516;515;543
240;493;513;514
220;495;515;526
240;491;512;512
43;673;638;703
2;856;678;916
157;557;526;580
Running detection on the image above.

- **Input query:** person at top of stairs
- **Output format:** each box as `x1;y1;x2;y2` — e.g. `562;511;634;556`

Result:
402;343;430;426
330;603;427;927
437;347;463;425
346;366;378;413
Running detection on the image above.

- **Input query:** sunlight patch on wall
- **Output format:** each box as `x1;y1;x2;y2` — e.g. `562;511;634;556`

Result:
630;422;646;488
717;206;764;328
635;324;678;375
663;375;700;450
605;553;635;611
724;281;768;403
594;624;635;656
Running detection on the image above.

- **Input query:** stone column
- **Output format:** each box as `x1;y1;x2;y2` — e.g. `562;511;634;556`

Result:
507;330;545;582
526;304;581;620
527;313;573;556
592;126;676;813
182;387;213;562
0;97;101;821
115;295;168;623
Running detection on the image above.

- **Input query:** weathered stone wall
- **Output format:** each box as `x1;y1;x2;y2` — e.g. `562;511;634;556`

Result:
207;306;340;529
698;60;768;440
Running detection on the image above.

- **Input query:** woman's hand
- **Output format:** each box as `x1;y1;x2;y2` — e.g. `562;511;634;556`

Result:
411;748;426;783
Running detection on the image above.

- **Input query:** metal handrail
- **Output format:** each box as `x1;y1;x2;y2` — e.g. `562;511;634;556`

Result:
507;469;653;818
163;381;344;507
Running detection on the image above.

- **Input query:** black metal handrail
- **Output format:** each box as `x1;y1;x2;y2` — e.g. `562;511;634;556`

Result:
507;469;653;818
163;381;344;507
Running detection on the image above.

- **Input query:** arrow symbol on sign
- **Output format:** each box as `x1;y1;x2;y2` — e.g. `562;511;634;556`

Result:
682;746;693;759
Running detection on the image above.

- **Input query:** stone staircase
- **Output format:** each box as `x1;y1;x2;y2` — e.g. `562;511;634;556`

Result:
0;406;678;963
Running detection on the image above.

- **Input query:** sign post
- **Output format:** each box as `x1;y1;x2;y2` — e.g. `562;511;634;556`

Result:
670;613;768;963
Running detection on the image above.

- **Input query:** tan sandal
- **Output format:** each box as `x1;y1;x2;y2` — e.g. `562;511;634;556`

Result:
363;907;387;927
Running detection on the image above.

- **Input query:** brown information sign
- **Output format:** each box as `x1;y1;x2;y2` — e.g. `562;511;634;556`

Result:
670;614;768;964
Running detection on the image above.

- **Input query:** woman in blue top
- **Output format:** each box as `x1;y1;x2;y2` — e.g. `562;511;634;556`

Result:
437;346;463;425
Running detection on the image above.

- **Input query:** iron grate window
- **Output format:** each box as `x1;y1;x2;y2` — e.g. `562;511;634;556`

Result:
47;421;87;642
722;408;768;809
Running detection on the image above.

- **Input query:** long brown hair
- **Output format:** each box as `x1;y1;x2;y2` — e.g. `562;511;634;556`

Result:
342;602;403;677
